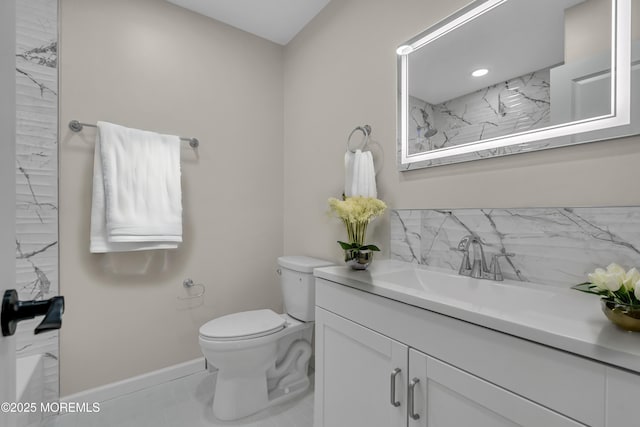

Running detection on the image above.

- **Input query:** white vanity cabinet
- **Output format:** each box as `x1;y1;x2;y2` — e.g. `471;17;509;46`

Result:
314;277;640;427
314;307;407;427
406;349;584;427
316;307;583;427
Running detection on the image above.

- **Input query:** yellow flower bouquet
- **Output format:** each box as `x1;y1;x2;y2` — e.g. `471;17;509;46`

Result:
328;196;387;269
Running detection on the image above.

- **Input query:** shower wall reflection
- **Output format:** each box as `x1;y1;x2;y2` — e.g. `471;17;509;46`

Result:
407;68;551;154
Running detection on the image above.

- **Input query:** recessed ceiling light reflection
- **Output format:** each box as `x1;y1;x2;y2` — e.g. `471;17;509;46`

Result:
471;68;489;77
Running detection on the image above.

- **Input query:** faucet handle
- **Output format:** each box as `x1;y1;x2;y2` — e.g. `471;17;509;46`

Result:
456;235;473;251
455;237;472;273
489;252;515;281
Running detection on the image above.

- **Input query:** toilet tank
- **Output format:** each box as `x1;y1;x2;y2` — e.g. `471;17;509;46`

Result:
277;256;333;321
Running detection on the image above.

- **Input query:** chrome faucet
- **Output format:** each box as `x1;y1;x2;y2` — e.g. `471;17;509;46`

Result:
488;252;515;281
457;235;514;281
457;235;488;279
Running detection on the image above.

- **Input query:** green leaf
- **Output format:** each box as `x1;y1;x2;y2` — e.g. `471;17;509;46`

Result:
337;241;359;250
571;282;605;296
360;244;381;252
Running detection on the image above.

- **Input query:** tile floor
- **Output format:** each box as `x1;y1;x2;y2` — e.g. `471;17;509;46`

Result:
41;371;314;427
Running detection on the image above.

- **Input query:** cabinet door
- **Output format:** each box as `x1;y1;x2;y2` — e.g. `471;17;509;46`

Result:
315;307;407;427
605;367;640;426
408;349;585;427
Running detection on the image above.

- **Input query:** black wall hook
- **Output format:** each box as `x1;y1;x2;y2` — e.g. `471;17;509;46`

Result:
1;289;65;337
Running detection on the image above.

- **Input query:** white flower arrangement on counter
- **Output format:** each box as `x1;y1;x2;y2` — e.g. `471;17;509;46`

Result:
328;196;387;253
573;263;640;307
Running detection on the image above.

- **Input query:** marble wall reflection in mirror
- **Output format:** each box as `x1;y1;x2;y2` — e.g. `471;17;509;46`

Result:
397;0;640;170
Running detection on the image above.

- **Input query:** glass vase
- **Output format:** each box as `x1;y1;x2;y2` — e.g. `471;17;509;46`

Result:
601;299;640;332
345;249;373;270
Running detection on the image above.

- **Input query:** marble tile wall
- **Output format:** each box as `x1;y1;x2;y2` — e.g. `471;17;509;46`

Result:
390;207;640;288
408;69;551;155
15;0;59;409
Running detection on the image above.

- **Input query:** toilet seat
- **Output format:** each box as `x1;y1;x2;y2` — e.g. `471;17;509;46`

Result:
199;309;286;341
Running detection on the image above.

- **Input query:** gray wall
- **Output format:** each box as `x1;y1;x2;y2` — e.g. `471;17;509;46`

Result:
0;0;16;422
59;0;284;395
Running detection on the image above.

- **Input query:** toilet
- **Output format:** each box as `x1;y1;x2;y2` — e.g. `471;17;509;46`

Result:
199;255;333;421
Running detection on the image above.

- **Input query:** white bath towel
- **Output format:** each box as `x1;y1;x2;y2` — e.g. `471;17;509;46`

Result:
345;149;377;198
90;121;182;253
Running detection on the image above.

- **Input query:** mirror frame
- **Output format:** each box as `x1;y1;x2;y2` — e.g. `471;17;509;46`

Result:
397;0;632;170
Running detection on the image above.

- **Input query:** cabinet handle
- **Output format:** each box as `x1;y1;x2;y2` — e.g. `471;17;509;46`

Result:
408;377;420;420
390;368;401;407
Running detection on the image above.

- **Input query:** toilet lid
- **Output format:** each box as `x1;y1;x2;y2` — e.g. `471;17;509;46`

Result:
199;309;286;341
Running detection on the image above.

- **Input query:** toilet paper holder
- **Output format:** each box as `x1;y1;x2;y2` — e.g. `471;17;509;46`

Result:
178;278;205;300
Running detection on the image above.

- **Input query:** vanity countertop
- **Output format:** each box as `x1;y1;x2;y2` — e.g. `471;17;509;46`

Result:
314;259;640;374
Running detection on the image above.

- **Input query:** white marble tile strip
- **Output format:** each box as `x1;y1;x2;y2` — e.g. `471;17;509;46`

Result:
15;0;59;409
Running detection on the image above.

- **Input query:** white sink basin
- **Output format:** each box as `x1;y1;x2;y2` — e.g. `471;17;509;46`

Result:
369;263;560;313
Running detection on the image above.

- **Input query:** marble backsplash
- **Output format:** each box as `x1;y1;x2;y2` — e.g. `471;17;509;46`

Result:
390;207;640;288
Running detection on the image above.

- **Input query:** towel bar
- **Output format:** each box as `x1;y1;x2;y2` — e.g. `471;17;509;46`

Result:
68;120;200;148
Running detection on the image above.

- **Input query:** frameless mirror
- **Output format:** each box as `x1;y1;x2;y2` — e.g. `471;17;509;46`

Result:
397;0;639;170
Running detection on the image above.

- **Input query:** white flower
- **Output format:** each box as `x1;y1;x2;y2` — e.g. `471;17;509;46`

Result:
604;263;625;291
606;262;626;276
624;268;640;291
589;265;624;292
604;274;622;292
588;268;609;291
580;264;640;306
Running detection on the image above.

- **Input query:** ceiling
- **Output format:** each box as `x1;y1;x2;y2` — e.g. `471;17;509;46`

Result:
165;0;331;45
409;0;588;104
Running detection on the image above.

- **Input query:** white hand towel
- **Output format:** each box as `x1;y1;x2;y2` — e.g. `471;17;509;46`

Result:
358;151;370;197
344;151;355;197
350;149;362;197
364;151;377;198
361;152;370;197
346;150;377;198
90;121;182;253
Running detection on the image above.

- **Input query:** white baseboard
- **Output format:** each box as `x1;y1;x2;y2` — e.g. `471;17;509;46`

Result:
62;357;206;404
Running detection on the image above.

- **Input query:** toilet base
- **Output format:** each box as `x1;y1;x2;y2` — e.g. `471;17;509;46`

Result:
213;373;267;421
205;319;314;421
266;374;310;405
212;372;310;421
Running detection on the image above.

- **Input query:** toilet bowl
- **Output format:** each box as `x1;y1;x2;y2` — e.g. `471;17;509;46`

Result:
199;256;332;421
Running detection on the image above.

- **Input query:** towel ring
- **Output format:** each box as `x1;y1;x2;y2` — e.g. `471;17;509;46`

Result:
346;125;372;153
177;278;205;300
